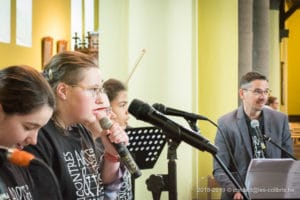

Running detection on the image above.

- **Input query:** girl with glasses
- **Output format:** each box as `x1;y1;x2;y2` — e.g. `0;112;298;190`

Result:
24;51;129;200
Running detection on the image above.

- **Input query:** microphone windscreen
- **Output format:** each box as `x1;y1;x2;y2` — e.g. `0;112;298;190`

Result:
99;117;113;130
128;99;151;120
8;149;35;167
250;120;259;128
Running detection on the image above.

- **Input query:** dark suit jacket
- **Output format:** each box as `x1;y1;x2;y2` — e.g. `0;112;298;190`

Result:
213;105;293;200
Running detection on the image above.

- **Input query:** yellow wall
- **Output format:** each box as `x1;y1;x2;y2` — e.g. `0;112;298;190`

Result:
286;10;300;115
197;0;238;199
0;0;70;70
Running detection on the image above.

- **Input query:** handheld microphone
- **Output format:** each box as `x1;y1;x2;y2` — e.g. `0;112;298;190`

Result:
99;117;142;178
250;120;266;150
152;103;208;121
128;99;218;154
0;146;35;167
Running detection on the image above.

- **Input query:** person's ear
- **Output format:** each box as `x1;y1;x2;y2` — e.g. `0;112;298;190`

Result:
56;83;68;100
239;88;245;99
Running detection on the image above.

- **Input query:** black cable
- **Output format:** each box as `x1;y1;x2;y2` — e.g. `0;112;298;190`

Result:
206;118;250;196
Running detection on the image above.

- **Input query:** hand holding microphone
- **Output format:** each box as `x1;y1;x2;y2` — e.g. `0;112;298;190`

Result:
99;117;142;178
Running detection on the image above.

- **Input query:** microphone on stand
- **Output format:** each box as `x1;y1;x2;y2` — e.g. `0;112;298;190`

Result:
99;117;142;178
129;99;251;199
152;103;208;121
250;120;266;150
250;120;263;139
152;103;207;132
250;119;266;150
250;120;295;160
128;99;218;154
250;119;266;158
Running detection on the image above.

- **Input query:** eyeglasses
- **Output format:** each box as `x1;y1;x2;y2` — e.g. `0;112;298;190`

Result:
243;88;271;96
69;84;104;97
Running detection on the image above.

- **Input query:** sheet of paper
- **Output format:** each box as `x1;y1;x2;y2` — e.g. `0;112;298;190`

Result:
245;159;299;199
285;160;300;198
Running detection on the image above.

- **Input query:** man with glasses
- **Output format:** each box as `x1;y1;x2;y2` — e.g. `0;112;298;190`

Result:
213;72;293;200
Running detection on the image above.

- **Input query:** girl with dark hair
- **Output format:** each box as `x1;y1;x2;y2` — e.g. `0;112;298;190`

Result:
103;79;129;129
0;65;56;199
103;78;132;200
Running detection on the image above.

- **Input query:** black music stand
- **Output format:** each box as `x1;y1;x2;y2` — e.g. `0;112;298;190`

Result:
126;127;167;169
126;127;167;199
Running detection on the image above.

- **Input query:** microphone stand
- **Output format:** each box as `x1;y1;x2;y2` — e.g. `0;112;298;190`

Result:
146;139;179;200
146;116;201;200
185;117;200;133
263;135;297;160
167;140;179;200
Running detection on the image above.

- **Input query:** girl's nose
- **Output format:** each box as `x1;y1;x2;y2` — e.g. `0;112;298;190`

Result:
26;131;39;145
95;93;105;104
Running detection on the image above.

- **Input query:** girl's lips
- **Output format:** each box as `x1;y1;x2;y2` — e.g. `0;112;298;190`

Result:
92;107;101;114
93;107;104;112
93;110;99;115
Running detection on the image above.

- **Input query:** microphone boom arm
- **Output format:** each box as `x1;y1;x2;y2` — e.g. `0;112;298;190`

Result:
263;135;297;160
